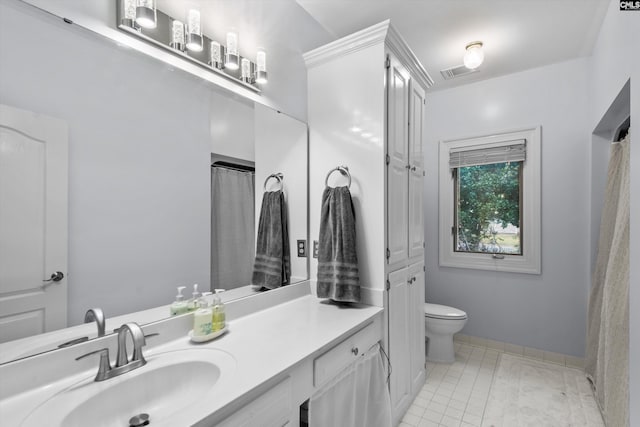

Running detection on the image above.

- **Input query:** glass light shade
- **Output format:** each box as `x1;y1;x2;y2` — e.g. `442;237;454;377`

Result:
256;49;268;84
463;42;484;69
241;58;251;82
135;0;156;29
185;9;203;52
124;0;136;20
171;20;185;50
210;41;222;66
224;31;239;70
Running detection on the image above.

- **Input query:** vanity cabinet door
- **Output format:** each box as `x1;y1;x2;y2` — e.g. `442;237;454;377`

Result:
217;377;292;427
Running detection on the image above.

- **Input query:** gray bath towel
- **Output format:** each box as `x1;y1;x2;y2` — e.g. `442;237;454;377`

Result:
252;190;290;289
317;186;360;302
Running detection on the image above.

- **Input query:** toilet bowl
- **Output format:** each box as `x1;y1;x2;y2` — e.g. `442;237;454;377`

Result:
424;303;467;363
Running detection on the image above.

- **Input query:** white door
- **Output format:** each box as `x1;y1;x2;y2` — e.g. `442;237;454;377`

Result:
0;104;68;343
408;82;425;260
409;262;426;393
387;54;410;266
388;266;410;422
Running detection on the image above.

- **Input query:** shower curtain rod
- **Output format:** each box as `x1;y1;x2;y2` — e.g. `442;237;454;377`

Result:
211;161;255;172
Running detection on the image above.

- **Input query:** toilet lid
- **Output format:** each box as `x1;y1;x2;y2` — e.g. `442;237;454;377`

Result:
424;303;467;320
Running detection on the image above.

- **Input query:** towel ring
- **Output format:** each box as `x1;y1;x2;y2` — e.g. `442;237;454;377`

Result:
263;173;284;192
325;166;351;188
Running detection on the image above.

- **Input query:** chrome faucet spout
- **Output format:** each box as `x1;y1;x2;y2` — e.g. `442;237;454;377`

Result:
116;322;147;368
84;308;105;337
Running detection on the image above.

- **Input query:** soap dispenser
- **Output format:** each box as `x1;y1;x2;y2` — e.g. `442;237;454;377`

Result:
187;283;200;312
192;293;213;338
170;286;188;316
212;289;226;332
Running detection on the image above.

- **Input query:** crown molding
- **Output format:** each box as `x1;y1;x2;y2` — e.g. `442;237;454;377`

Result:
303;20;433;89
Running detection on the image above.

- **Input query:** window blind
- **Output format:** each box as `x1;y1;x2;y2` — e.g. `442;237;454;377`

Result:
449;139;526;169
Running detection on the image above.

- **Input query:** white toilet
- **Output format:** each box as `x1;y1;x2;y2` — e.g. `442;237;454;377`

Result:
424;303;468;363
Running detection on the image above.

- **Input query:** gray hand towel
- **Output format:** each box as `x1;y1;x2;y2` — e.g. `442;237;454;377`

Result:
317;186;360;302
252;190;290;289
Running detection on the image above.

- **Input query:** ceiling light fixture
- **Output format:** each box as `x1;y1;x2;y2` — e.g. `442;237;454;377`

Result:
463;41;484;70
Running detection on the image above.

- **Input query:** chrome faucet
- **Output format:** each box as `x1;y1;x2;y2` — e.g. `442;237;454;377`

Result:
76;322;152;382
84;308;105;337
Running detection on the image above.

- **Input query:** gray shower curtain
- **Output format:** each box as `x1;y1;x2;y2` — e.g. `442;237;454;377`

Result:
585;132;630;427
211;167;255;291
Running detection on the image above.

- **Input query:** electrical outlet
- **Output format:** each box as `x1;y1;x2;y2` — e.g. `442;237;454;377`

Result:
313;240;319;258
297;240;307;257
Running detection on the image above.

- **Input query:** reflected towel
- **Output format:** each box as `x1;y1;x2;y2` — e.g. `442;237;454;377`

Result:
317;186;360;302
252;190;290;289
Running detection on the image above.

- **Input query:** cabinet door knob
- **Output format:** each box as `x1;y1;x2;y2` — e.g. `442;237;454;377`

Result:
411;166;417;171
351;347;359;356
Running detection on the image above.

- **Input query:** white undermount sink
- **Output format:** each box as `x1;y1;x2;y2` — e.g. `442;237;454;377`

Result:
20;348;236;427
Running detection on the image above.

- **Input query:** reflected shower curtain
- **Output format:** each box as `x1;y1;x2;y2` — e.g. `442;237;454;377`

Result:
585;133;630;427
211;167;255;291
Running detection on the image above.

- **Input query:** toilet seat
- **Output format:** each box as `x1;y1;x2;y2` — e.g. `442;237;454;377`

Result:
424;303;467;320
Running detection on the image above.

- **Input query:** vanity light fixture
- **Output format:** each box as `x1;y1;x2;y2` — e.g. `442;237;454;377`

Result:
117;2;265;92
225;31;240;70
185;9;203;52
171;20;185;51
256;49;268;84
122;0;137;27
135;0;157;29
210;41;223;69
241;58;252;83
463;41;484;70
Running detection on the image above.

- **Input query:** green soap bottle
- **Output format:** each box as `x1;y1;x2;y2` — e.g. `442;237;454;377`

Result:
170;286;188;316
212;289;226;332
187;283;200;312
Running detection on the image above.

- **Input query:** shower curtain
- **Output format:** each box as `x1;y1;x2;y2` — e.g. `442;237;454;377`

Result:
211;167;255;291
585;132;630;427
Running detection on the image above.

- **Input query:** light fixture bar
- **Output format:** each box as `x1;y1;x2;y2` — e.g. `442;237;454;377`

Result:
116;1;263;92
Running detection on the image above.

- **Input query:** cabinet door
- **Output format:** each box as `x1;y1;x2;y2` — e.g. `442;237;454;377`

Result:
408;167;424;259
387;55;410;265
409;81;426;170
408;81;425;260
388;267;411;419
408;262;426;394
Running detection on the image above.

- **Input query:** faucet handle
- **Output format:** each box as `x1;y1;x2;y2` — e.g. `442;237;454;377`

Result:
76;348;112;382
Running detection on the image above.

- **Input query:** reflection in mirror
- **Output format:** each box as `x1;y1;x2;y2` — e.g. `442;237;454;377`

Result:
0;0;308;363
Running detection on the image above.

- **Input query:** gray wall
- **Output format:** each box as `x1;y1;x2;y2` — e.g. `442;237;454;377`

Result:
424;57;591;357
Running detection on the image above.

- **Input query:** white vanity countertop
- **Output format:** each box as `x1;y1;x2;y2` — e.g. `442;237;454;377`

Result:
0;294;383;426
172;294;383;426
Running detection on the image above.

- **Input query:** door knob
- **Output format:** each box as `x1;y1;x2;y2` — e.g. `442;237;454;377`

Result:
43;271;64;283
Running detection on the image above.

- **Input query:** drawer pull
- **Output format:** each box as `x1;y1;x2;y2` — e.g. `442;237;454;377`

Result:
351;347;359;356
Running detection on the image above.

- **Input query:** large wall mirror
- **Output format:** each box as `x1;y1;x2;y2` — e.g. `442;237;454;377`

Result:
0;1;308;363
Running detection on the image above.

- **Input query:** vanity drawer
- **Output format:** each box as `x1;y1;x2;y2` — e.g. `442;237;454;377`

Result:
313;321;379;387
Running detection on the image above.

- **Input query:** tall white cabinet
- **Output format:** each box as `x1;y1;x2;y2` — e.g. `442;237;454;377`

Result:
304;20;433;426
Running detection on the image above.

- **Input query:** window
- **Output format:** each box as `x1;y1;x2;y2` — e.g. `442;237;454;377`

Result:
439;127;541;274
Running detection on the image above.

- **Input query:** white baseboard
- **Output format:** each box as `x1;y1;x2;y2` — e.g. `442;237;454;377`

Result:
453;334;584;370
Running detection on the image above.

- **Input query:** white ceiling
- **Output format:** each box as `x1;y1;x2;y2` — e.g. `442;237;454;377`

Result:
157;0;610;92
296;0;610;90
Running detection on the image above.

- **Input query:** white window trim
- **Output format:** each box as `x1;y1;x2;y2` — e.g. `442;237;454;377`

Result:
438;126;541;274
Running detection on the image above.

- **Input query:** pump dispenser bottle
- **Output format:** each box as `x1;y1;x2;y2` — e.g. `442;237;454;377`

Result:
212;289;226;332
192;292;213;337
187;283;200;312
170;286;188;315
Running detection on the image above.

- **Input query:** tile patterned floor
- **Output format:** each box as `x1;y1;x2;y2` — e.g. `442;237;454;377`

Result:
399;342;598;427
